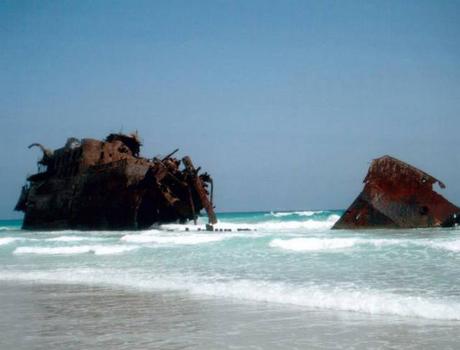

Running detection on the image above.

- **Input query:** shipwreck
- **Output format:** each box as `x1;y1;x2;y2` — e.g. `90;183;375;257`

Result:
15;132;217;230
332;155;460;229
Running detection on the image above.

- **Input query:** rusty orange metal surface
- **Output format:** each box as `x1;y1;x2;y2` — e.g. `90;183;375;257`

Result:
332;156;460;229
15;133;216;230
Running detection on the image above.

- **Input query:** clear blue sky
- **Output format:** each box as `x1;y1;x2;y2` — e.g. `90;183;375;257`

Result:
1;0;459;218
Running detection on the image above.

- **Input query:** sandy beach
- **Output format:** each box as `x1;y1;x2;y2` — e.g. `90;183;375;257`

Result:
2;281;459;350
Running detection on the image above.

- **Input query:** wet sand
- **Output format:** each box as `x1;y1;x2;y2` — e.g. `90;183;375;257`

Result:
1;281;459;350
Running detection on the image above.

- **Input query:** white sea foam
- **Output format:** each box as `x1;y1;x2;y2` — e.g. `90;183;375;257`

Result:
295;211;322;216
269;212;292;217
159;218;207;231
270;237;360;251
188;279;460;320
45;236;107;242
212;215;341;233
0;227;17;231
269;237;417;252
1;269;459;320
15;229;132;238
424;239;460;252
257;215;340;231
13;245;138;255
159;214;340;233
121;233;226;245
268;211;322;218
369;238;408;247
0;237;22;246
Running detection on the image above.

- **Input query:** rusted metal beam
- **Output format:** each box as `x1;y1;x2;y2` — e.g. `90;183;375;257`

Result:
162;148;179;161
182;156;218;225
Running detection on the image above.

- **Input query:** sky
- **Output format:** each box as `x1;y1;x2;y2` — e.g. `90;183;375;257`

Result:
1;0;459;218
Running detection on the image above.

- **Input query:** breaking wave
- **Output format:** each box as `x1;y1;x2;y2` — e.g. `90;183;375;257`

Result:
0;227;17;231
3;211;460;324
45;236;108;242
0;237;22;246
121;233;226;245
270;237;360;251
13;245;138;256
159;214;340;233
424;239;460;253
243;214;340;231
268;237;417;252
269;236;460;253
1;269;459;320
267;211;322;218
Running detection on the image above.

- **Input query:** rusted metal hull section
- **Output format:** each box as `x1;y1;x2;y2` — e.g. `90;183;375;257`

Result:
332;155;460;229
15;133;217;230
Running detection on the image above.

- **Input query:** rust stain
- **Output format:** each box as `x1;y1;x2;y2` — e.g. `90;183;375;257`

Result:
332;155;460;229
15;132;217;230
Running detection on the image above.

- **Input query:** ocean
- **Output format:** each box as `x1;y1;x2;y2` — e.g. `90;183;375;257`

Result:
1;211;459;349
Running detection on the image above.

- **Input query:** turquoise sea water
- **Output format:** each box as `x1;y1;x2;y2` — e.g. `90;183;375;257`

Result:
1;211;460;348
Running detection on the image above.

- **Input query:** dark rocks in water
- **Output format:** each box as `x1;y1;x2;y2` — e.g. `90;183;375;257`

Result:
332;155;460;229
15;132;217;230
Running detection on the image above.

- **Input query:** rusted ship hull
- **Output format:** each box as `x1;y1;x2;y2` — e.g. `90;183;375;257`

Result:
333;156;460;229
15;133;216;230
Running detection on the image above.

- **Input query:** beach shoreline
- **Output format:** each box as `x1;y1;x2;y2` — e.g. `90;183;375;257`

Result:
1;281;459;350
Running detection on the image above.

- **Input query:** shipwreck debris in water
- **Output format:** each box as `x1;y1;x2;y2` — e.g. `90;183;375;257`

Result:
15;132;217;230
332;155;460;229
